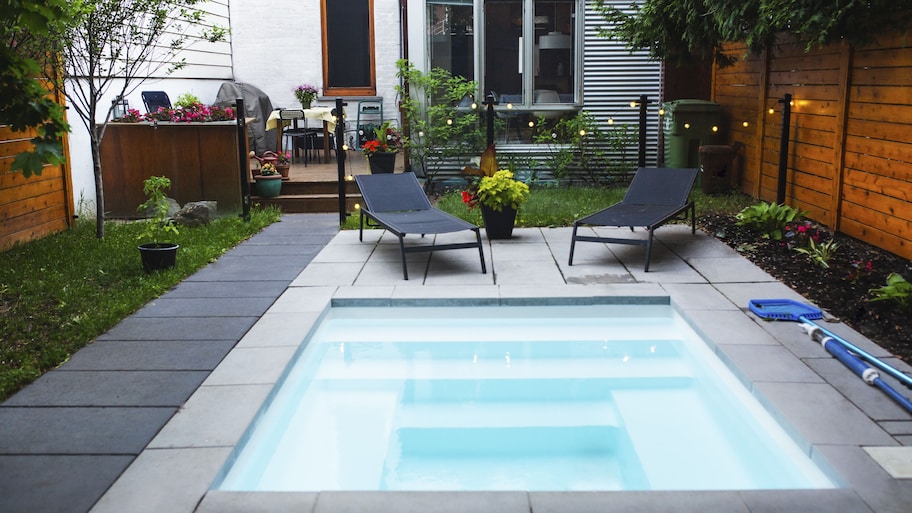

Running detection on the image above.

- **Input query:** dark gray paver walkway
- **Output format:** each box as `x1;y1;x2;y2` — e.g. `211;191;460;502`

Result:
0;214;338;513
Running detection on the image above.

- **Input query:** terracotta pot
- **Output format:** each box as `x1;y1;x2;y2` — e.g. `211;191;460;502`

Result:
276;163;290;179
480;204;517;240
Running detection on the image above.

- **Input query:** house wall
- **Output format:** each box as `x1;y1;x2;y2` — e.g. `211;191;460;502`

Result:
713;33;912;260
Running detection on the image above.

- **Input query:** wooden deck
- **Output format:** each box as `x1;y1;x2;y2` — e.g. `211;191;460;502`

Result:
250;151;405;213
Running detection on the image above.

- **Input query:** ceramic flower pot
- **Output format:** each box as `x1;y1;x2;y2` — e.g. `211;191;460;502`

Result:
480;204;517;240
256;174;283;198
368;151;397;174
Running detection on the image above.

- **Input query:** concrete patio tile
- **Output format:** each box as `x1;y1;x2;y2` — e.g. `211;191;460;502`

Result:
131;297;277;318
290;261;362;286
353;260;432;285
202;346;297;386
815;445;912;513
530;491;749;513
497;282;667;300
328;228;383;244
3;370;208;407
492;259;566;286
561;261;637;285
739;488;874;513
805;358;912;421
196;491;318;513
236;311;322;348
315;491;530;513
713;281;806;309
688;256;777;283
489;241;555;261
864;447;912;478
311;241;376;262
162;280;290;298
267;287;336;313
680;309;783;346
497;227;546;242
0;407;174;454
424;254;494;285
389;285;500;301
0;455;134;513
96;315;259;341
663;283;740;310
624;251;707;283
754;382;896;446
334;285;396;300
715;344;825;384
60;340;236;371
661;230;741;259
149;384;273;449
89;447;232;513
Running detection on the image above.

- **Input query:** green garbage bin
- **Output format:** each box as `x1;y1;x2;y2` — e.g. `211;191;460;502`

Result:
662;99;723;168
699;145;735;194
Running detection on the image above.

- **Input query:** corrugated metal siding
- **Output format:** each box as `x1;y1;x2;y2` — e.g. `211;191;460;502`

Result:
581;1;661;167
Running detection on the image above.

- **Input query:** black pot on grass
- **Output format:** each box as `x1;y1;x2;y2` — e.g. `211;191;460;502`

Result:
138;242;179;272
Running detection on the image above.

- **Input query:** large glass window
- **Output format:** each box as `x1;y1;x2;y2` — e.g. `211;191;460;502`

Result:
428;1;475;80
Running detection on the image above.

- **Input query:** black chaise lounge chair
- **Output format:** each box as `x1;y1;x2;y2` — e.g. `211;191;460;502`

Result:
356;173;487;280
569;167;698;272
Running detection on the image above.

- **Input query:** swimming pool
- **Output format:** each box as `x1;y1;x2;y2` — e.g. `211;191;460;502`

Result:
215;303;835;492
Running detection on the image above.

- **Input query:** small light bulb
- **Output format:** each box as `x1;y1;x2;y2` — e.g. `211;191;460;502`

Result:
471;102;477;109
507;103;513;109
446;119;453;125
528;121;535;127
684;123;691;129
711;125;719;132
630;101;637;108
607;117;614;125
768;108;775;114
418;131;424;137
354;203;360;210
742;121;749;128
659;108;665;116
342;144;349;151
579;129;586;136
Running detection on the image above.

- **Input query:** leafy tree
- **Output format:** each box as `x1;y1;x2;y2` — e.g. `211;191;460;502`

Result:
0;0;70;177
595;0;912;66
46;0;227;238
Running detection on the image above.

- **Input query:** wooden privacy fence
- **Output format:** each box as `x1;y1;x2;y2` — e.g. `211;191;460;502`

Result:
713;32;911;260
0;77;74;251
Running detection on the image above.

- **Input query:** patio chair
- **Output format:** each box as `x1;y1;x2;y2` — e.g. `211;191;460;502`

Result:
356;173;487;280
569;167;698;272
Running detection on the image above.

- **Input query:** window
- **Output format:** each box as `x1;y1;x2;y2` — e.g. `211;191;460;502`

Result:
428;1;475;80
322;0;376;96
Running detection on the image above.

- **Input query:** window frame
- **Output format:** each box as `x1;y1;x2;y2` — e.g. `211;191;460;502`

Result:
321;0;377;96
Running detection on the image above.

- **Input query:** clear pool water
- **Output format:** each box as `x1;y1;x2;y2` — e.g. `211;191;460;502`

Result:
215;304;835;492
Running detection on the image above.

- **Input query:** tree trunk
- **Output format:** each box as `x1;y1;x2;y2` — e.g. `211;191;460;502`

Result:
90;131;106;239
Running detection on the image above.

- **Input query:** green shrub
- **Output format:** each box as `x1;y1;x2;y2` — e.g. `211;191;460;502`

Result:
735;201;807;240
869;273;911;307
793;238;839;268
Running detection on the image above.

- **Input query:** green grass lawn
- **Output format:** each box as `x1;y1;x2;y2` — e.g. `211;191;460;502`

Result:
0;206;281;401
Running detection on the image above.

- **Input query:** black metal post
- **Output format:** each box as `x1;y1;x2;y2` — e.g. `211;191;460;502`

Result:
484;93;497;146
638;94;648;168
777;93;792;204
235;98;250;221
335;97;348;226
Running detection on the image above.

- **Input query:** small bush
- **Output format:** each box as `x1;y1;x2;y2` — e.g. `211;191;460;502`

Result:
869;273;911;307
736;202;807;241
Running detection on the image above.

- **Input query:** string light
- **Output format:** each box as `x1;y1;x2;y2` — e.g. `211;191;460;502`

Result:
711;125;719;132
742;121;750;127
684;123;691;129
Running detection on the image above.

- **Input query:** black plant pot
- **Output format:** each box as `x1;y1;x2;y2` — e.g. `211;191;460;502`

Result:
480;204;517;240
368;151;397;173
138;243;180;273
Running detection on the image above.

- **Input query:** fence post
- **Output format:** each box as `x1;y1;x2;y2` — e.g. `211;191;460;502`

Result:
235;97;250;221
777;93;792;204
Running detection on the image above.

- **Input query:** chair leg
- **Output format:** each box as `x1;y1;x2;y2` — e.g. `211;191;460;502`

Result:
568;224;578;265
398;236;409;280
644;227;655;272
359;211;365;242
474;229;487;274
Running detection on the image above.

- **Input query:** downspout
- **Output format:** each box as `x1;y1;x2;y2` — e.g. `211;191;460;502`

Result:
400;0;411;173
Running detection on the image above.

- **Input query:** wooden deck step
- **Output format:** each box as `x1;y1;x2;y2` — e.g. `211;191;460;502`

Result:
250;179;362;214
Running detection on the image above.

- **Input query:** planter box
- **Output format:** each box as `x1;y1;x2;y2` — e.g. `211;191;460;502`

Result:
100;122;247;218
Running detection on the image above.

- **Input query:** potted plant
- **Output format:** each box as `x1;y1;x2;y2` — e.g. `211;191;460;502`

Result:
462;169;529;239
361;121;404;173
136;176;180;272
293;84;319;110
255;163;283;198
